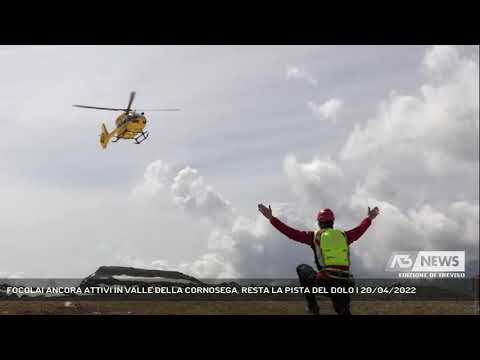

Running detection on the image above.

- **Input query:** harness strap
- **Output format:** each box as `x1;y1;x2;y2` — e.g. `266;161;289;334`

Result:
321;267;353;280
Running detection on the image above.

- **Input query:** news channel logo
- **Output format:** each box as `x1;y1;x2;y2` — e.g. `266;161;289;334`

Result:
386;251;466;278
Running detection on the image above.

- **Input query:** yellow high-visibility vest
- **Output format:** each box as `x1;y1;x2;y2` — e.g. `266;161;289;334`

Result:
314;228;350;267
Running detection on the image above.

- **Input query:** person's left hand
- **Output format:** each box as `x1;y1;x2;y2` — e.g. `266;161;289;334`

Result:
368;206;380;220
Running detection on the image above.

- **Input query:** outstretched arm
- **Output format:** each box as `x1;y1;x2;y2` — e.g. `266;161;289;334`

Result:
345;206;380;245
258;204;314;246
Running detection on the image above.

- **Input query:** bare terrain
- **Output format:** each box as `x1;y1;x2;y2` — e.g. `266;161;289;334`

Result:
0;300;477;315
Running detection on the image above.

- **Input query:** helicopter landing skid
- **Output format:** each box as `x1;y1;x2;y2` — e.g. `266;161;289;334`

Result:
134;131;149;144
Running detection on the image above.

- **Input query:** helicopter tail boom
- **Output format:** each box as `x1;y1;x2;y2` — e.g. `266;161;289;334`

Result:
100;123;112;149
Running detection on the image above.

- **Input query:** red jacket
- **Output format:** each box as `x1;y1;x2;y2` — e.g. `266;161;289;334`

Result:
270;216;372;278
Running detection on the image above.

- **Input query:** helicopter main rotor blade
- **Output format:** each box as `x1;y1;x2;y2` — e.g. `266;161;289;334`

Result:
126;91;136;113
73;105;126;111
135;108;181;111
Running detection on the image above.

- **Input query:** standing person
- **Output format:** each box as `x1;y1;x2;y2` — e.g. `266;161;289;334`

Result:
257;204;380;315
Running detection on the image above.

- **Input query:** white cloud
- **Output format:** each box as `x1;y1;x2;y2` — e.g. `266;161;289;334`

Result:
131;162;316;278
409;205;458;236
283;46;479;276
131;160;176;197
345;184;478;276
308;98;344;121
283;154;346;208
130;46;479;279
341;45;479;176
207;228;235;250
285;65;318;86
133;161;234;227
423;45;461;78
447;201;479;248
179;253;238;279
171;167;234;227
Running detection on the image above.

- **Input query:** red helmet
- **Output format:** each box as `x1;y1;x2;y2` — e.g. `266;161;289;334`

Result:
317;208;335;222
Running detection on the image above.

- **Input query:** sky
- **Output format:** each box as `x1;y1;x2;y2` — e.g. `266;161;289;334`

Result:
0;45;478;279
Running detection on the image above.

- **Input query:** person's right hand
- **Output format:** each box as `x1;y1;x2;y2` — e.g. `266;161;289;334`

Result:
258;204;273;220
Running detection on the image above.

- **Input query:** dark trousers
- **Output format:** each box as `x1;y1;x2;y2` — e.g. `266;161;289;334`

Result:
296;264;352;315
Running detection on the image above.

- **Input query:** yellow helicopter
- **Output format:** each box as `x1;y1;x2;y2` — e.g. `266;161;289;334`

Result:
73;91;179;149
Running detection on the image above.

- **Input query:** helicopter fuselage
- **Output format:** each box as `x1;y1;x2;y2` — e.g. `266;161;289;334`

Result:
115;112;147;139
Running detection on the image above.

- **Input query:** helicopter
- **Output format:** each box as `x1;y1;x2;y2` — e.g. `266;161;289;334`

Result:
73;91;179;149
